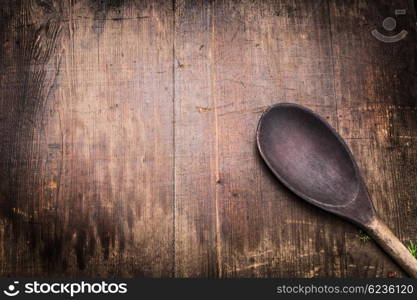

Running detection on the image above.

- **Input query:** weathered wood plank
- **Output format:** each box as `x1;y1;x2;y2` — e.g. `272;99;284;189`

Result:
174;0;348;277
0;0;174;277
173;0;221;277
329;0;417;277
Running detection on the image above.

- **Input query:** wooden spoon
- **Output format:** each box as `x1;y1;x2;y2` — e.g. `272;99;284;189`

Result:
256;103;417;277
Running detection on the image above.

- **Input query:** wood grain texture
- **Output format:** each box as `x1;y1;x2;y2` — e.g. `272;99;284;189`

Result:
0;0;416;277
174;0;346;277
0;0;174;277
174;0;221;277
329;0;417;277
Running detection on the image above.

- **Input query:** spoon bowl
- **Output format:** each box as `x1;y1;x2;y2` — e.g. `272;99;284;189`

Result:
258;104;359;206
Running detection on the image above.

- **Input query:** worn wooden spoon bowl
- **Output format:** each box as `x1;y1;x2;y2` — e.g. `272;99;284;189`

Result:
256;103;417;277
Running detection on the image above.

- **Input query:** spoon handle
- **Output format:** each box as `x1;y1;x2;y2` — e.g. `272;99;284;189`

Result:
365;217;417;277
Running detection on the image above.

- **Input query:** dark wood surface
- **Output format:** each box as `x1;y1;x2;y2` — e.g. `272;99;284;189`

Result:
0;0;415;277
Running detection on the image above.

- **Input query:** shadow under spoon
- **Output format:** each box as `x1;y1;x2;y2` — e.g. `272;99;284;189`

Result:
256;103;417;277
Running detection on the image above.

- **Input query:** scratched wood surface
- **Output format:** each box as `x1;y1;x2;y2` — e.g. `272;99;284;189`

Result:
0;0;415;277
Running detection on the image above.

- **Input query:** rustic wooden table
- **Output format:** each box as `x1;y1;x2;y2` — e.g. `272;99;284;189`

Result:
0;0;416;277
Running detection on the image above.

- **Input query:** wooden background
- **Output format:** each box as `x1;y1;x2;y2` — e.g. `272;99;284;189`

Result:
0;0;416;277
